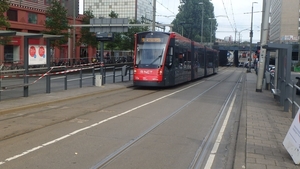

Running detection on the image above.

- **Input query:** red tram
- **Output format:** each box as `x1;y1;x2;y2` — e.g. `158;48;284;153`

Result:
133;31;219;87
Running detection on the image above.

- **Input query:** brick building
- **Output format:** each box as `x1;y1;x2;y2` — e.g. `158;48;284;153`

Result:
1;0;97;67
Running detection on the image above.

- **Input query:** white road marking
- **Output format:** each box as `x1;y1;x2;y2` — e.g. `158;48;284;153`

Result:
204;94;237;169
0;81;203;166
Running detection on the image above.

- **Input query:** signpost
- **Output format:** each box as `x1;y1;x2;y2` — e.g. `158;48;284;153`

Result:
283;108;300;164
89;18;129;86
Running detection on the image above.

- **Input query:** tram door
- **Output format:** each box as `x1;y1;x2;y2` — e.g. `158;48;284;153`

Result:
163;46;175;86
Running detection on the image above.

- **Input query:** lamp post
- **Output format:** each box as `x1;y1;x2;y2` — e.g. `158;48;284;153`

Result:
72;0;76;66
208;18;215;44
238;28;249;46
208;15;226;45
247;2;258;73
199;2;204;43
152;0;156;31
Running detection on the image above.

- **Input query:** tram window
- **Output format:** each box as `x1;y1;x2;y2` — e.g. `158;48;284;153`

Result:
179;53;184;64
166;47;173;66
168;47;173;55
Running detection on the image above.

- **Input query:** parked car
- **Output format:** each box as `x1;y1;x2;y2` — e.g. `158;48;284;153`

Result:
296;77;300;95
238;62;244;67
226;62;233;67
244;62;255;68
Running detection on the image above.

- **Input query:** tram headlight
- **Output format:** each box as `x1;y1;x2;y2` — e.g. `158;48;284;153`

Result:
133;69;136;74
159;69;163;75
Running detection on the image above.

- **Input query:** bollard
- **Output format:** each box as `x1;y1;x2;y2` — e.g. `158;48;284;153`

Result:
265;71;271;90
95;75;102;86
122;65;128;76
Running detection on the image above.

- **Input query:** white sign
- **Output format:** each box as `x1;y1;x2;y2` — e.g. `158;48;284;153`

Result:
283;109;300;164
28;45;46;65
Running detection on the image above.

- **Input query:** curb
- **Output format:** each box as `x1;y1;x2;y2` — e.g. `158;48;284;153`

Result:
233;73;247;169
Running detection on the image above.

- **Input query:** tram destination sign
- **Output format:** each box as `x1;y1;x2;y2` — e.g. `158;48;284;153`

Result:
89;18;128;33
141;38;162;43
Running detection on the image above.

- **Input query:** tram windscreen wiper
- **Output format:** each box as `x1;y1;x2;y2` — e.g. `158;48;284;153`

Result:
149;49;163;65
149;55;162;65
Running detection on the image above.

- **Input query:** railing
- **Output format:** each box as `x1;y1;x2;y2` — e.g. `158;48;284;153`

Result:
0;63;133;101
270;73;299;118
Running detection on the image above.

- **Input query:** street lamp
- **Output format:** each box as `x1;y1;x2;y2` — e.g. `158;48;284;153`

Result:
238;28;249;43
209;15;227;45
247;2;258;73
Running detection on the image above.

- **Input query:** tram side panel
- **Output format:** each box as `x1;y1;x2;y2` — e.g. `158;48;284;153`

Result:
206;49;215;76
173;36;192;85
192;42;206;80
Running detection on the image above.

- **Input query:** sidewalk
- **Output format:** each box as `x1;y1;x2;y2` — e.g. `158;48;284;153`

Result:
0;72;299;168
234;72;299;169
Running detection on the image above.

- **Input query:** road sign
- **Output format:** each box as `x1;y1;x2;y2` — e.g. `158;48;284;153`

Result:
96;32;114;41
90;18;128;33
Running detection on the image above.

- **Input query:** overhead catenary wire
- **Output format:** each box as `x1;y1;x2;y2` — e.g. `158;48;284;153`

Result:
229;0;237;32
220;0;235;32
157;0;176;15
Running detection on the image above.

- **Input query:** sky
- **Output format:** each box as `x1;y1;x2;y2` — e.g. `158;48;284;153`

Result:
79;0;263;43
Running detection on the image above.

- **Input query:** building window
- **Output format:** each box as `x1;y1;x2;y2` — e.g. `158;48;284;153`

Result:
28;13;37;24
26;0;38;2
45;0;52;5
7;9;18;21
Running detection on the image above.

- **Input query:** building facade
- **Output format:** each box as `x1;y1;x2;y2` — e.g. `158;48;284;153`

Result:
83;0;153;22
269;0;299;43
0;0;98;66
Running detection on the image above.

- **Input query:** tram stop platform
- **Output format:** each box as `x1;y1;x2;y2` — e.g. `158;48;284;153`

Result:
234;71;299;169
0;71;299;169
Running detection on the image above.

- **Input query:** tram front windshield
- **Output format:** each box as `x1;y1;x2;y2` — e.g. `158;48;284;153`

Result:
135;33;169;68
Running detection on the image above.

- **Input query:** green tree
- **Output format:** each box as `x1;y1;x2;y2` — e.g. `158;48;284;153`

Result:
79;10;98;48
106;11;121;56
44;0;70;47
0;0;11;45
171;0;214;42
108;11;119;18
120;19;149;53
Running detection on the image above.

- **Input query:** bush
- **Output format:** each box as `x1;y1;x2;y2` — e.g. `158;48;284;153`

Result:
295;61;300;67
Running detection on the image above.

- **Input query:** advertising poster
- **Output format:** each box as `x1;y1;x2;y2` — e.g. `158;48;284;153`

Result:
283;109;300;164
28;45;46;65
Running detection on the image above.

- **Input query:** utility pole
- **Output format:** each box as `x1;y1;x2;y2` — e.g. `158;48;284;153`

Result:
256;0;271;92
72;0;76;66
152;0;156;31
200;1;204;43
247;2;257;73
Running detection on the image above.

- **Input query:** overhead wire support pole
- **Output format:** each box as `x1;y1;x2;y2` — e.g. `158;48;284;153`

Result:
256;0;271;92
73;0;76;66
200;1;204;43
152;0;156;31
247;2;257;73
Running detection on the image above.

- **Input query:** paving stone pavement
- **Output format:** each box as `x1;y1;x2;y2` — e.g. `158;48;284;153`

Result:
234;72;300;169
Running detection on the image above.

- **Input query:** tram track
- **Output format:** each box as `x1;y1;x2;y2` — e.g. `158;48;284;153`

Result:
0;68;245;168
0;88;161;141
90;69;245;169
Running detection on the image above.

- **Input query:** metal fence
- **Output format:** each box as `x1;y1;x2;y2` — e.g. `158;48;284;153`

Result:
270;73;300;118
0;63;133;101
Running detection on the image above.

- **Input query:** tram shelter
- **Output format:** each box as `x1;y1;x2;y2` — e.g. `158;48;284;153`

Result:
0;31;63;97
